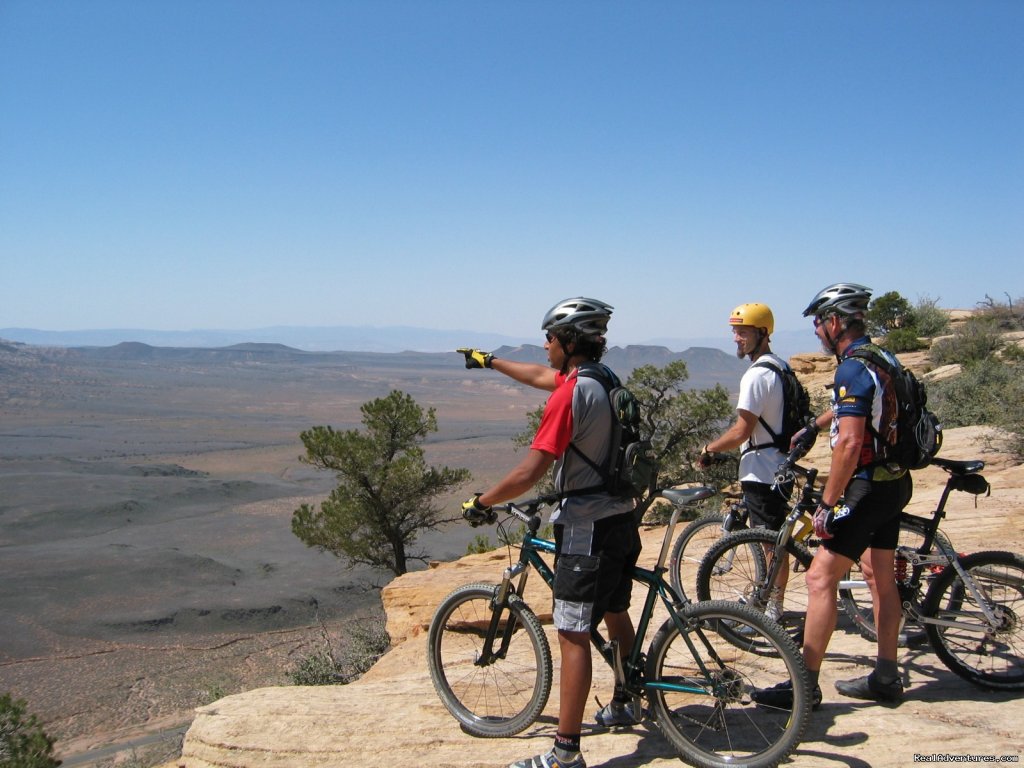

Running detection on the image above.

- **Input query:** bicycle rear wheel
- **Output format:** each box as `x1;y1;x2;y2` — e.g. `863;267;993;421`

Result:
922;550;1024;691
838;518;953;646
668;513;729;602
645;599;811;768
426;583;552;736
696;528;813;648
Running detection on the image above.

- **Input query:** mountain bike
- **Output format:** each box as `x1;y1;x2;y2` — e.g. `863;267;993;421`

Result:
666;454;745;603
697;454;1024;691
673;448;942;645
426;488;812;768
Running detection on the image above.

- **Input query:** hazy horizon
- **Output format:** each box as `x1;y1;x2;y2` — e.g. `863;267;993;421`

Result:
0;322;820;363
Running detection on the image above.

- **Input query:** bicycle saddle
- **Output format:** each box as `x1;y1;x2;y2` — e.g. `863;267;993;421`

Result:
661;486;717;506
931;457;985;475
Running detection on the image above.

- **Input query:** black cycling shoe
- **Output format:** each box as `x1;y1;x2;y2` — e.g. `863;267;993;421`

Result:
834;672;904;704
751;680;822;711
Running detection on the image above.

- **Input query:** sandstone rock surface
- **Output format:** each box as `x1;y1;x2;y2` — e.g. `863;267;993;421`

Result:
170;427;1024;768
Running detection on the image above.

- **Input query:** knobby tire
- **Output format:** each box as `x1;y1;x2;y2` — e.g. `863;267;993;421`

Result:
426;583;552;737
669;513;729;603
922;550;1024;691
645;599;811;768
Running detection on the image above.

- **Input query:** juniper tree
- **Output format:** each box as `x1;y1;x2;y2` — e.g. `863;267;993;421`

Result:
292;390;470;576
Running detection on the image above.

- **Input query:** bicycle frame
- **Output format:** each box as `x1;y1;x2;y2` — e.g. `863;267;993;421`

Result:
480;488;722;698
757;455;1017;636
741;463;820;609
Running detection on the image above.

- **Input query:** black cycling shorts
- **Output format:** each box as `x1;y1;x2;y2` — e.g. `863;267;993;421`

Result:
823;473;913;562
741;480;793;530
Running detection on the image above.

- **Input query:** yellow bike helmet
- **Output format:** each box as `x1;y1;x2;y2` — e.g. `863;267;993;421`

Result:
728;303;774;335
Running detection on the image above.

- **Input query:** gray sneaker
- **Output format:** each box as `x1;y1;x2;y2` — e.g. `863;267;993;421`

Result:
508;749;586;768
766;588;784;623
594;697;642;727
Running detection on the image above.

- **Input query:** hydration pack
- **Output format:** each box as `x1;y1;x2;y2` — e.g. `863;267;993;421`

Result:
849;344;943;471
568;363;659;499
746;359;813;453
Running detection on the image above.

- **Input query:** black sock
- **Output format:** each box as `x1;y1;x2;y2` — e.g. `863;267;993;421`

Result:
554;733;581;756
875;658;899;683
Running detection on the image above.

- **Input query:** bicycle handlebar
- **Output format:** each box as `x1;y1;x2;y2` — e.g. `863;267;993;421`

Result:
490;494;560;525
772;426;820;490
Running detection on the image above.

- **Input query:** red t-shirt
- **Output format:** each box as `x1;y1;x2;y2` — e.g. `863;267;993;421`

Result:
531;370;575;457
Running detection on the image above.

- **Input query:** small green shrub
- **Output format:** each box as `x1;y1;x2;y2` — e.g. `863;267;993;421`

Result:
338;615;390;679
466;534;496;554
880;328;926;353
929;317;1003;366
290;614;390;686
913;295;950;337
0;693;60;768
1002;343;1024;363
929;358;1024;459
290;647;342;686
808;382;833;421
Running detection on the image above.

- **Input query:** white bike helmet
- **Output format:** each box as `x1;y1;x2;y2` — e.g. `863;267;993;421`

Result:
802;283;872;318
541;297;613;339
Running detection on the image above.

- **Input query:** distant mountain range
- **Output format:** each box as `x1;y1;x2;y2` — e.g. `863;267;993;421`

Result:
0;338;749;393
0;324;813;360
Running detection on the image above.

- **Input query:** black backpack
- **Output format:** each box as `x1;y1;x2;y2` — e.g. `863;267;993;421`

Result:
746;359;813;453
567;363;659;500
848;344;943;471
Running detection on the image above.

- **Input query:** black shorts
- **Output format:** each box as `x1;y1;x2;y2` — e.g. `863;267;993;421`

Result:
741;480;793;530
823;473;913;562
552;512;642;632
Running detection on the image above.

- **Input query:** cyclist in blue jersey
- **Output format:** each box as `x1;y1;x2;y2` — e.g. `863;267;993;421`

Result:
754;283;911;711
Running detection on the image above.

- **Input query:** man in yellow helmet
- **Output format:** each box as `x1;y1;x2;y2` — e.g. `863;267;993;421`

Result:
698;303;796;623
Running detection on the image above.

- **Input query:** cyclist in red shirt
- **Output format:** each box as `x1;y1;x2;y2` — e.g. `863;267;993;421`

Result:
459;297;641;768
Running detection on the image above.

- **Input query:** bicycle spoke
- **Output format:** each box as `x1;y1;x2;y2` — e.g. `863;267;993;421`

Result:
646;602;809;767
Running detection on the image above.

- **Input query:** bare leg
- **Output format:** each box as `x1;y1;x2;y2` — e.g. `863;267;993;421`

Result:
764;543;791;595
802;548;854;673
863;547;901;664
603;610;635;660
557;629;592;736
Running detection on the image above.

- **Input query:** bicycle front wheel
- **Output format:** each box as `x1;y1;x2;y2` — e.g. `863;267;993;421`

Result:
922;550;1024;691
668;513;728;602
696;528;813;648
426;583;552;737
645;599;811;768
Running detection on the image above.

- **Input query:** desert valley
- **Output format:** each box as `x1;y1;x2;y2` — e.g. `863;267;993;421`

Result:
0;339;746;765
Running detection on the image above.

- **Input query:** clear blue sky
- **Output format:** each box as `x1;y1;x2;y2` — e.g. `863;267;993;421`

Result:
1;1;1021;348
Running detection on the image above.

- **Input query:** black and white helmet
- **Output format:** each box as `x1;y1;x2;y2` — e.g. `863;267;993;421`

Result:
541;297;613;339
802;283;872;318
